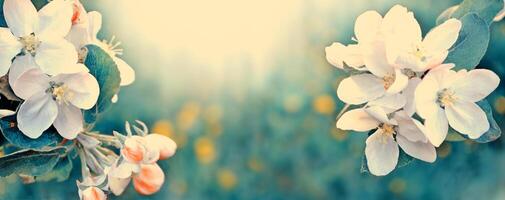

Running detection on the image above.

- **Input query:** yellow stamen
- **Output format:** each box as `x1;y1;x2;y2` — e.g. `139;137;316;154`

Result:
437;88;457;107
383;74;395;90
19;34;40;55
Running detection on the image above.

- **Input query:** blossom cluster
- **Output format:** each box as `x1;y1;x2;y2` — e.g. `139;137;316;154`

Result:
0;0;177;199
327;5;500;176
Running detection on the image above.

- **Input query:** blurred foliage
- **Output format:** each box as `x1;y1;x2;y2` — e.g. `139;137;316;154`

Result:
1;0;505;199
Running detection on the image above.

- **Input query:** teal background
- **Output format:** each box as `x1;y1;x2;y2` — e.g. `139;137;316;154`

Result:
2;0;505;199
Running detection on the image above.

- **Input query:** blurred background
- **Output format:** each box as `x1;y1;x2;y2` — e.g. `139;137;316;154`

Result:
3;0;505;199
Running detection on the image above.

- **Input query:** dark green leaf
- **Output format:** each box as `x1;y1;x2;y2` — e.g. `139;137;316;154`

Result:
0;115;63;149
450;0;502;24
82;45;121;125
474;100;501;143
36;156;73;182
446;13;490;70
0;147;66;177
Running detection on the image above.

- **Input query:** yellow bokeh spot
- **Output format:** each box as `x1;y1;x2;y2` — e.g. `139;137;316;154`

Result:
313;95;335;115
152;120;175;138
177;102;201;131
330;128;347;141
248;158;264;172
389;178;406;194
437;143;452;158
217;169;237;190
194;137;216;164
283;95;302;113
494;96;505;114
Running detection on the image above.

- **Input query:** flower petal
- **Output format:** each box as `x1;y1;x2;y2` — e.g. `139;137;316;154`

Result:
424;107;448;147
325;42;346;69
12;68;49;100
396;135;436;163
114;57;135;86
364;106;391;124
445;100;489;139
35;38;78;75
0;28;22;75
362;40;394;77
414;73;440;119
354;10;382;43
3;0;38;37
343;44;365;69
80;186;106;200
367;93;406;114
382;5;421;65
8;55;37;87
422;18;462;54
53;104;82;139
51;71;99;109
403;77;421;116
36;0;73;40
87;11;102;40
145;134;177;160
133;164;165;195
17;91;58;139
365;129;399;176
108;175;131;196
337;74;385;105
394;111;428;143
65;21;90;49
336;108;379;132
386;69;408;94
452;69;500;102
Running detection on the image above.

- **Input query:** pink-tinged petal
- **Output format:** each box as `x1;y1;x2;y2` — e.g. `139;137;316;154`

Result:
403;78;421;116
445;100;489;139
36;0;73;40
337;74;385;105
336;108;379;132
386;69;408;94
133;164;165;195
394;111;428;143
3;0;38;37
17;91;58;139
0;28;22;75
424;107;448;147
108;175;131;196
114;57;135;86
12;68;49;100
71;0;87;25
365;129;399;176
35;38;78;75
423;19;462;53
396;135;436;163
145;134;177;160
53;104;82;139
122;136;147;164
354;10;382;43
452;69;500;102
80;186;106;200
87;11;102;40
367;93;406;114
51;71;99;109
8;55;37;87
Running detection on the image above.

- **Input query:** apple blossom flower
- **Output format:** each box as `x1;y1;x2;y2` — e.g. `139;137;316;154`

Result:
415;65;500;146
11;68;99;139
66;1;135;87
337;108;436;176
384;7;462;72
0;0;81;76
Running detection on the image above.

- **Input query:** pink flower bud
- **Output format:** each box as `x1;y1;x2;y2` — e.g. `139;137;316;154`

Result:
133;164;165;195
145;134;177;160
80;187;106;200
121;136;147;164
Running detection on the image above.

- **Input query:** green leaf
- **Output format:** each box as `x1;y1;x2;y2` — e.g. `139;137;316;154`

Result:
446;13;490;70
0;115;63;149
0;147;66;177
474;100;501;143
82;44;121;125
36;156;73;182
450;0;502;24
